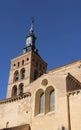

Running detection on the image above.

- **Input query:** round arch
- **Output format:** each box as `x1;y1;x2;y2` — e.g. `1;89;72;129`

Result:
20;68;25;79
12;85;17;97
35;89;44;116
45;86;55;113
13;70;19;82
19;83;24;95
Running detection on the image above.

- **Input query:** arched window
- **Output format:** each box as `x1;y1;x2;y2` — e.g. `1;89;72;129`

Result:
19;83;24;95
50;90;55;111
13;70;19;82
35;89;44;116
40;93;44;113
18;62;20;67
22;60;24;65
12;85;17;96
45;86;55;114
20;68;25;79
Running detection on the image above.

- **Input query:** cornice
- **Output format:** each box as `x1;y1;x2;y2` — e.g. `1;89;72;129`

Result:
66;89;81;96
67;73;81;86
66;73;81;92
0;92;31;104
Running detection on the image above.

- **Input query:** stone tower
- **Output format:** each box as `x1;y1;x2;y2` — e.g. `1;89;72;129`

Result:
6;20;47;98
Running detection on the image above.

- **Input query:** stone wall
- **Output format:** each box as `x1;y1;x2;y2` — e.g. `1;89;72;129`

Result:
0;93;31;129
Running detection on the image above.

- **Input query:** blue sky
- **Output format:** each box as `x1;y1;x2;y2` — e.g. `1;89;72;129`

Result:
0;0;81;99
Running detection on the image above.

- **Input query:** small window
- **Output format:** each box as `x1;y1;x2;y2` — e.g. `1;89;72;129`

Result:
12;85;17;97
20;68;25;79
27;58;29;61
19;83;24;95
13;70;19;82
18;62;20;67
22;60;24;65
13;64;16;67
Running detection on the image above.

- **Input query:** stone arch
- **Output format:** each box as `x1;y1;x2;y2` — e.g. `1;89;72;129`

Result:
19;83;24;95
45;86;55;114
13;70;19;82
20;68;25;79
35;89;44;116
12;85;17;97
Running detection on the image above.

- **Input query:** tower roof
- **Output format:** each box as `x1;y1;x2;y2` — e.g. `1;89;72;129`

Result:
26;18;36;38
23;19;38;54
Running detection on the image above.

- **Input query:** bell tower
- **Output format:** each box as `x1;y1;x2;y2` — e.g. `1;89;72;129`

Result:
6;20;47;98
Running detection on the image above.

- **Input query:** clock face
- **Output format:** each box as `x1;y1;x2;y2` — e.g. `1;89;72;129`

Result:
26;37;32;46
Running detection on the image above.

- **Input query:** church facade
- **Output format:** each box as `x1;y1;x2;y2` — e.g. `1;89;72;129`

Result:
0;22;81;130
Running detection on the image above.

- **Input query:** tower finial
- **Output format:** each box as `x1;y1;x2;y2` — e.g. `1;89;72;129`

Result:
29;17;34;34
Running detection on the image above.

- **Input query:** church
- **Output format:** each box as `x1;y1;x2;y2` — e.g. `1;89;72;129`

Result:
0;21;81;130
